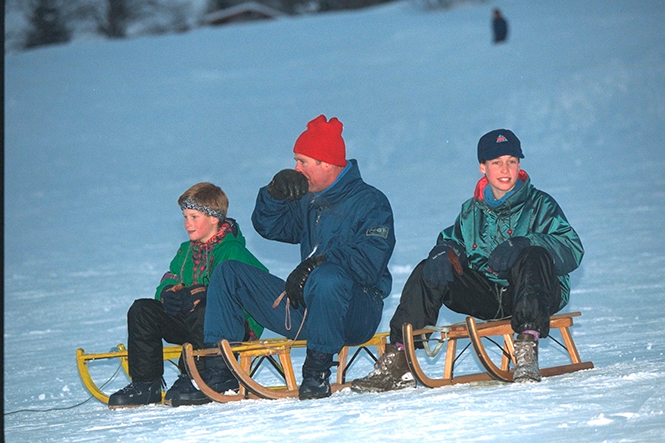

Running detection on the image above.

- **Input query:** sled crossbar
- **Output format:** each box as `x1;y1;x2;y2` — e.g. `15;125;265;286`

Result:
402;311;594;387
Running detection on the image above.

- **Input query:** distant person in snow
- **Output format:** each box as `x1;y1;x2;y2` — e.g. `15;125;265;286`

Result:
107;182;267;409
201;115;395;400
492;8;509;43
352;129;584;393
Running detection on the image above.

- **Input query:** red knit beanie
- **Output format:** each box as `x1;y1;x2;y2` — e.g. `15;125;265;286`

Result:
293;115;347;167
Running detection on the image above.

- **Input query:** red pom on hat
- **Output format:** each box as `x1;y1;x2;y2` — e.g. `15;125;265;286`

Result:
293;115;347;167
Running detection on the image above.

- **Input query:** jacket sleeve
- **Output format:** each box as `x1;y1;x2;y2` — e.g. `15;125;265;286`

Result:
325;195;395;289
439;211;467;253
251;186;304;244
526;195;584;276
154;243;188;300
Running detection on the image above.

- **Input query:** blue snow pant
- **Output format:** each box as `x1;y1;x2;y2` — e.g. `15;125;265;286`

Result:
204;260;384;355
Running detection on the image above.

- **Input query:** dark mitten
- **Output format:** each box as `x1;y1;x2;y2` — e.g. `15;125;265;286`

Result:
488;236;531;276
267;169;309;200
422;242;466;288
285;255;326;309
161;284;184;316
161;284;207;316
179;284;207;313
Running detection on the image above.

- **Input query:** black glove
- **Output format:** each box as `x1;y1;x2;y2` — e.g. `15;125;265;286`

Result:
487;236;530;276
422;242;466;288
267;169;309;201
285;255;326;309
161;284;207;316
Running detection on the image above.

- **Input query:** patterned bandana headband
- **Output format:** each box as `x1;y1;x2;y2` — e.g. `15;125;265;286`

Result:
180;198;225;220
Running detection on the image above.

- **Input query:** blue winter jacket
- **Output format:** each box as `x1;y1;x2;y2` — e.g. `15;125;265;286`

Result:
252;159;395;299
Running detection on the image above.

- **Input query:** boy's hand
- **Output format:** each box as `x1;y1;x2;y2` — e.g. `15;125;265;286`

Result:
487;237;530;276
285;255;326;309
161;284;207;316
423;242;465;288
267;169;309;200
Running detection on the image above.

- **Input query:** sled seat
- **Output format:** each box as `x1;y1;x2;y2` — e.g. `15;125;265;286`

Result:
402;311;594;387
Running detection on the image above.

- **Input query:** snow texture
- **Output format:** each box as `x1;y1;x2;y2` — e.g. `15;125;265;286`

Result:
4;0;665;441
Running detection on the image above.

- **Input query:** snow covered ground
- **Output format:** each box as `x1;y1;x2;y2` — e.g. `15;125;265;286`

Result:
4;0;665;441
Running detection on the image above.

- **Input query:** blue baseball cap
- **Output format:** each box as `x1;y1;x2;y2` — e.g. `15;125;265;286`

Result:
477;129;524;162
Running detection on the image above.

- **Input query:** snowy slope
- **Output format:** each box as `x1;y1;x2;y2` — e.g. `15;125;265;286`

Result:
4;0;665;441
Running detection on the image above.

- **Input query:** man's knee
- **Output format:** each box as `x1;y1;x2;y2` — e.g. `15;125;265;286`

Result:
304;263;352;301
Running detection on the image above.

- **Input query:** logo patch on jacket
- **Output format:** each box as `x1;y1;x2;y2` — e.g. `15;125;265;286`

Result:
366;226;390;239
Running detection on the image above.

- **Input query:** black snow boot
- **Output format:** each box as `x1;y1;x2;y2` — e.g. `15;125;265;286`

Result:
201;352;239;394
164;373;211;407
299;349;334;400
108;379;163;409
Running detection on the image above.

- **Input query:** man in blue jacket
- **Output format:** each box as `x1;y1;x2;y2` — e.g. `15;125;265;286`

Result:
202;115;396;400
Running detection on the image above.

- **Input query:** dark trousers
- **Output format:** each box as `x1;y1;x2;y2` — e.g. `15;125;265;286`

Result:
126;298;206;382
204;260;384;355
389;246;562;344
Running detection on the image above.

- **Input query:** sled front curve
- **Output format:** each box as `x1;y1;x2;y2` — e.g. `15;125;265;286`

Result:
465;316;513;381
76;344;182;404
220;339;300;400
182;343;247;403
402;323;496;387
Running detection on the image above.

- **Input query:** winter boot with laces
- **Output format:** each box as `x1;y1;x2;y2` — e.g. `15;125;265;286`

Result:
108;379;163;409
350;343;416;393
299;349;334;400
513;332;542;383
164;373;212;407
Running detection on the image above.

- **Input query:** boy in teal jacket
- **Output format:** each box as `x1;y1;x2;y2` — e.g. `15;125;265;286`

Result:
108;182;266;409
353;129;584;392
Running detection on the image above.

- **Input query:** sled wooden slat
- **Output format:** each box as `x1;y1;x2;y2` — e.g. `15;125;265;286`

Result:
403;311;593;387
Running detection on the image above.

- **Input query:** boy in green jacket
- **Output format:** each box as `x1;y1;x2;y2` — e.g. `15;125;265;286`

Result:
108;182;266;409
352;129;584;392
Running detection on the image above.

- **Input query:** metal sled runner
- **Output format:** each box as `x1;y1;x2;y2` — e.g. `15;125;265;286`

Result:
402;311;594;387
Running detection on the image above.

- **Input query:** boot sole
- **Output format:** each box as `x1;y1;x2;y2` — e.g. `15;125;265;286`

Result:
165;397;213;407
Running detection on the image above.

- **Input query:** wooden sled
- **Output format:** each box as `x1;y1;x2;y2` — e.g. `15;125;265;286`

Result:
76;344;183;404
183;332;390;402
402;311;594;387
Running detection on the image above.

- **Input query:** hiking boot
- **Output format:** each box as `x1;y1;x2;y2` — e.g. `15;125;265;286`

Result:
299;349;334;400
164;374;211;407
108;379;162;409
201;354;239;394
350;343;416;393
513;333;541;383
351;344;416;393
